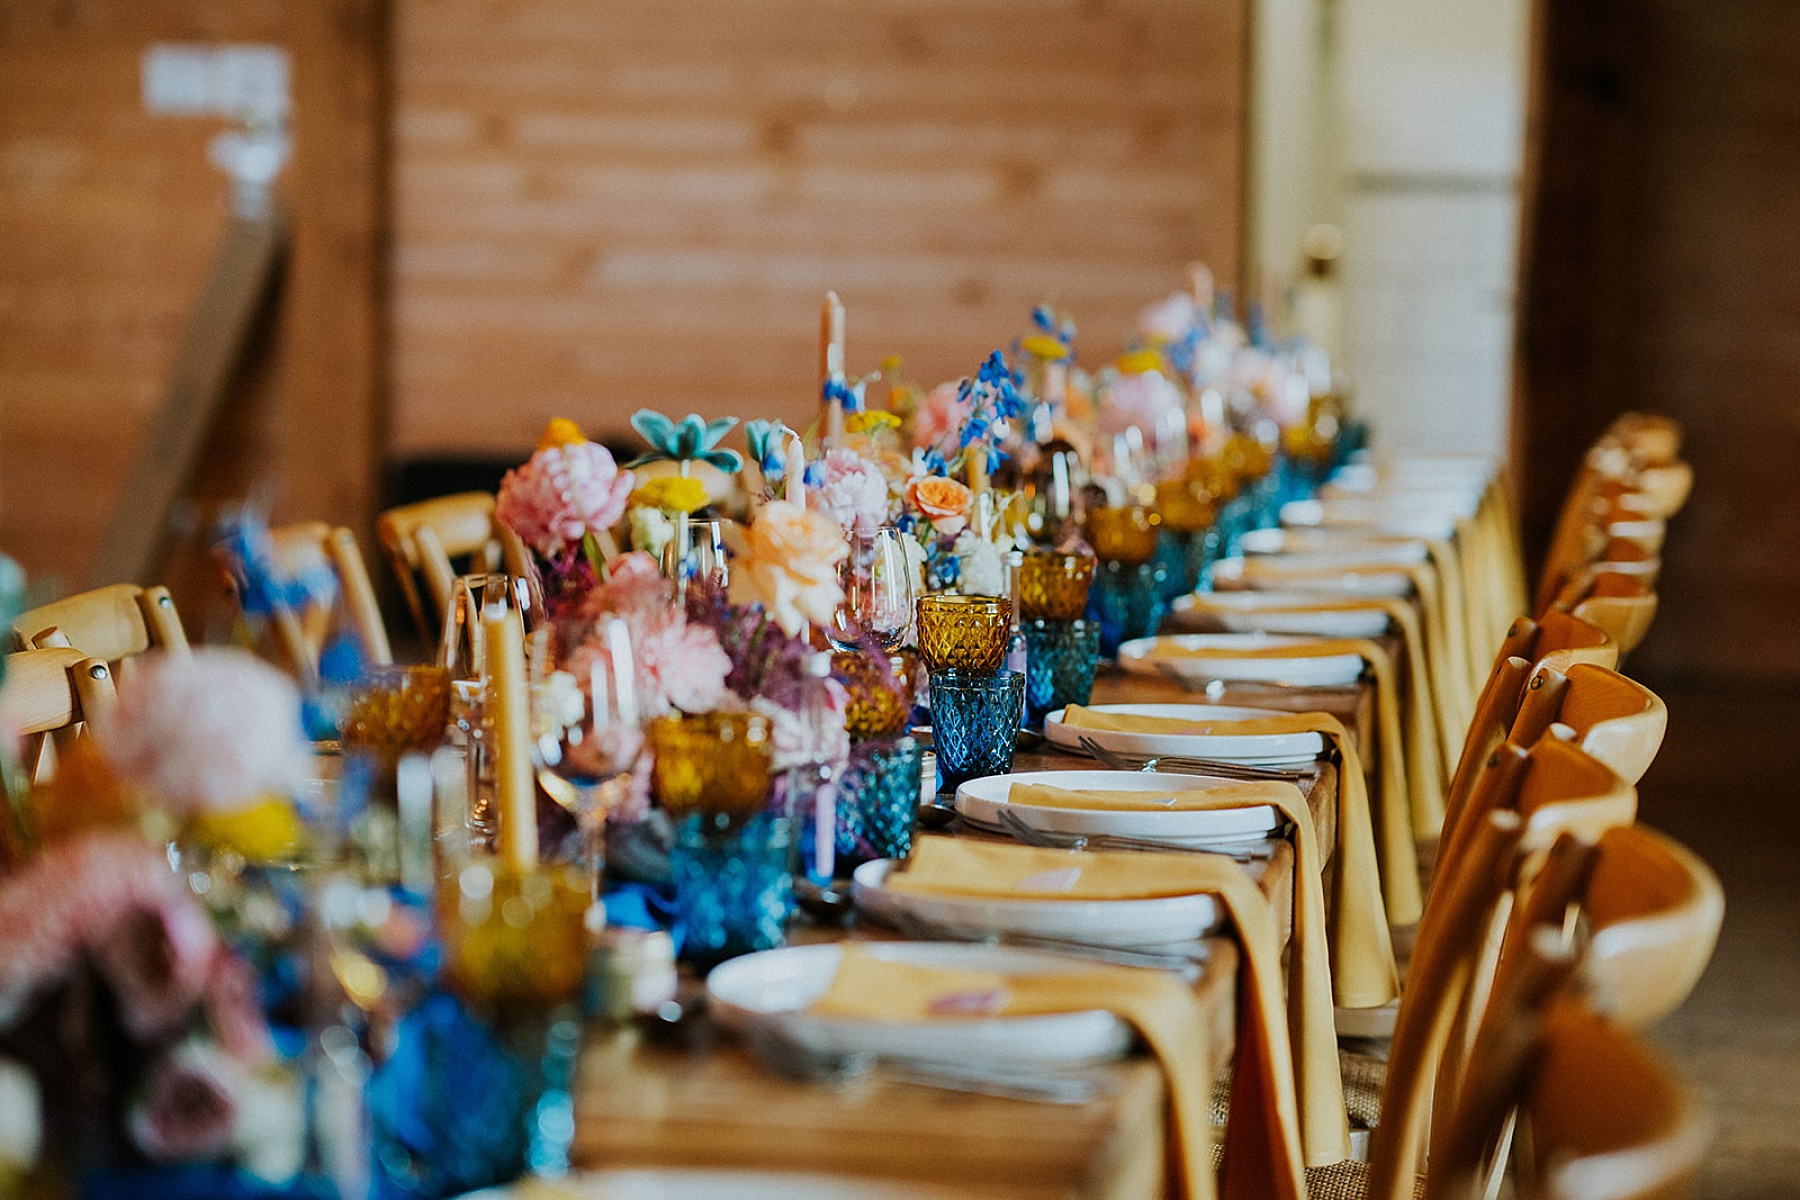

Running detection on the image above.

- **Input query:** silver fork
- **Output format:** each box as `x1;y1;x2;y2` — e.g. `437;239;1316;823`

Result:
1076;735;1310;781
996;806;1276;863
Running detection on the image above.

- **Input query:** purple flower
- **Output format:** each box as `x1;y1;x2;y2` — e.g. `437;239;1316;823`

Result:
129;1042;242;1162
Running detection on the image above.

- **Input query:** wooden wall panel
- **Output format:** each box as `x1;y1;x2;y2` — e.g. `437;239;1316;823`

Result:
1517;0;1800;682
391;0;1248;455
0;0;385;604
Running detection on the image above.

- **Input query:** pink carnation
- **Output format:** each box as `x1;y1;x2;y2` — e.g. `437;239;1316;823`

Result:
568;607;731;718
0;832;220;1031
579;550;671;620
97;648;311;815
816;449;892;536
912;382;969;452
497;440;635;557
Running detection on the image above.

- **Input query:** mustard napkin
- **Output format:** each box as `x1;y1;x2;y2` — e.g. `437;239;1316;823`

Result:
1060;706;1321;738
1145;638;1424;924
887;833;1349;1172
1005;779;1299;814
811;944;1264;1200
1044;710;1399;1009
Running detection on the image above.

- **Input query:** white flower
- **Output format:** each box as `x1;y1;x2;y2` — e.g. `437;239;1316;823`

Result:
1138;292;1199;344
0;1060;40;1171
629;506;675;562
953;531;1006;598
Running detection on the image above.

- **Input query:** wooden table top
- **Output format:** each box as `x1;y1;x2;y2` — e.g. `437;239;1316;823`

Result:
568;664;1374;1198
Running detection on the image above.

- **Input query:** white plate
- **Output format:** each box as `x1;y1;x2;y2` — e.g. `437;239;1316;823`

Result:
1042;702;1323;764
459;1169;974;1200
1166;591;1392;638
1117;632;1368;686
1211;556;1414;599
1279;499;1461;540
706;942;1134;1069
953;769;1282;844
852;859;1233;947
1239;528;1429;567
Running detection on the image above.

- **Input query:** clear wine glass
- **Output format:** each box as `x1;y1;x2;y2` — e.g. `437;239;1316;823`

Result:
535;617;644;899
440;572;546;838
829;526;916;652
662;517;731;598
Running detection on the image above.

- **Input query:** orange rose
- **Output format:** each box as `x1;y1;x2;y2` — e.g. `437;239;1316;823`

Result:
906;476;973;536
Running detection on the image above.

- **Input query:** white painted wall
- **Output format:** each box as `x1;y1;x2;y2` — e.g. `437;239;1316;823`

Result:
1251;0;1529;459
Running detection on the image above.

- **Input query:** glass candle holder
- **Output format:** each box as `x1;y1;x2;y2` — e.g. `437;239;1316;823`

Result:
647;710;774;821
835;734;925;868
1085;505;1161;565
340;664;454;765
832;651;913;741
1017;549;1097;621
928;669;1025;787
441;862;592;1010
669;811;796;967
1022;619;1102;727
916;595;1012;675
1087;560;1171;658
1154;478;1217;535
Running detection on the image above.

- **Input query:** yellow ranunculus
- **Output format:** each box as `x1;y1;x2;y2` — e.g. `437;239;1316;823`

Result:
188;797;306;863
845;410;902;436
631;476;709;515
537;417;588;451
1021;334;1066;361
1115;348;1165;375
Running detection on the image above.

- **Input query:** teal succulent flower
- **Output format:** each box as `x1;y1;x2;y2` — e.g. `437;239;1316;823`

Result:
745;419;787;477
628;410;744;473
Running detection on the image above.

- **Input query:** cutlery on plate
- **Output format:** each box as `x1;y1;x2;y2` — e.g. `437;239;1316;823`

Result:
1075;735;1311;781
866;906;1210;979
742;1023;1107;1104
995;807;1277;864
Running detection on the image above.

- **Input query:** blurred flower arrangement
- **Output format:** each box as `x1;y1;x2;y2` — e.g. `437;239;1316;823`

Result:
0;647;320;1193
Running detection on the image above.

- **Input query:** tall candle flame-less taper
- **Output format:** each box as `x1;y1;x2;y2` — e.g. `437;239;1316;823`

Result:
483;603;538;873
820;291;846;447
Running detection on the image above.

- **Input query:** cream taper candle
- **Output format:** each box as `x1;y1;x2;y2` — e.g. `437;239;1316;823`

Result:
484;603;538;874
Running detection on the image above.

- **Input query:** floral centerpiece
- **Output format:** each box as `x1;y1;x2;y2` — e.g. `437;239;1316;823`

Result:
0;648;320;1194
496;419;636;618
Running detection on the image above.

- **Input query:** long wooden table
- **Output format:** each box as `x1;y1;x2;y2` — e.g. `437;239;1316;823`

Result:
567;667;1368;1198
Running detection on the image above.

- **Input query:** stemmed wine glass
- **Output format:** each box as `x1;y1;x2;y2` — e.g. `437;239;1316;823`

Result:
440;572;547;837
534;617;644;899
662;517;731;599
829;526;916;652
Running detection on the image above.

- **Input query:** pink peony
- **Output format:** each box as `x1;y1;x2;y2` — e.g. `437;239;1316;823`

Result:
815;449;892;536
497;440;635;557
97;648;311;815
0;832;218;1031
911;382;969;452
95;899;220;1042
1098;369;1186;445
129;1041;242;1162
752;680;849;774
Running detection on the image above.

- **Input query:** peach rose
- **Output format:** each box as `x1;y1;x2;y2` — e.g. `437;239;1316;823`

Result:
729;500;848;636
905;475;973;537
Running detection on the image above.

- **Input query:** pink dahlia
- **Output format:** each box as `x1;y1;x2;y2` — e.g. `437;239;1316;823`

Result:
497;440;635;557
567;606;731;718
579;549;671;620
816;448;892;536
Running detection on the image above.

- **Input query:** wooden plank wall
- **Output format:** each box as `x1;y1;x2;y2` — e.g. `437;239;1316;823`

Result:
0;0;385;607
1516;0;1800;682
0;2;287;586
391;0;1248;455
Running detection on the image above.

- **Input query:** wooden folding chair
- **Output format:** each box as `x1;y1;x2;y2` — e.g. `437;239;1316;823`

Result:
0;645;118;798
10;582;190;676
376;492;530;642
219;520;394;677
